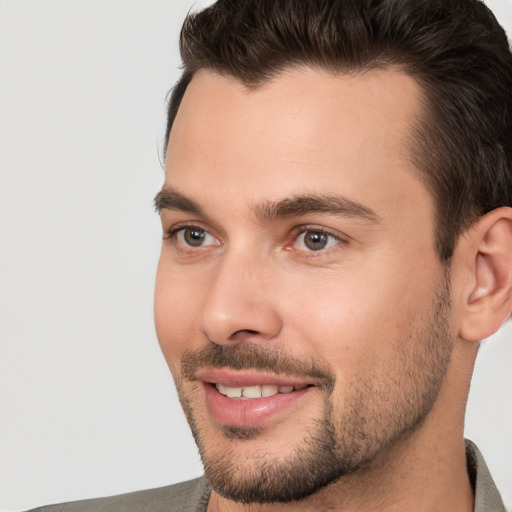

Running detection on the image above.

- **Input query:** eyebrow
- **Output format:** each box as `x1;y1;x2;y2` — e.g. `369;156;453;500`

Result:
154;186;381;224
154;186;204;215
253;195;381;224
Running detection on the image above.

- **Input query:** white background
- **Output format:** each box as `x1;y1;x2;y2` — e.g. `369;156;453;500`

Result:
0;1;511;510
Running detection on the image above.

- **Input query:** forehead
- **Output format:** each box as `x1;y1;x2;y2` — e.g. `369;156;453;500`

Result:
165;67;430;223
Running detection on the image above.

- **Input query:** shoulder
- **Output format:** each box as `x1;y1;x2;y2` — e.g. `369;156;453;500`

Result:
27;477;210;512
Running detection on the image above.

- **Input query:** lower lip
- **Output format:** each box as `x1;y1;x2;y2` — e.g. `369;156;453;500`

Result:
202;383;313;427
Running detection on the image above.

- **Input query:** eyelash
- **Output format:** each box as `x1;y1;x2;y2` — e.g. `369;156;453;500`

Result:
163;223;201;241
163;223;218;249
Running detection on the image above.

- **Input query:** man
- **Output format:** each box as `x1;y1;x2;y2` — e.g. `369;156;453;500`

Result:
32;0;511;510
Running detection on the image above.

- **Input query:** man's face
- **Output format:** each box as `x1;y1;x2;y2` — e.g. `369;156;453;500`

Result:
155;68;456;503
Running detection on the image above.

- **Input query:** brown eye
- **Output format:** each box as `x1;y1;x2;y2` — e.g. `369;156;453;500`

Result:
174;226;218;248
182;227;207;246
294;230;339;252
304;231;328;250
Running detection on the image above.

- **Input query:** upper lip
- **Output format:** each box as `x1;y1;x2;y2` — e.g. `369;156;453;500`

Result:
196;368;314;388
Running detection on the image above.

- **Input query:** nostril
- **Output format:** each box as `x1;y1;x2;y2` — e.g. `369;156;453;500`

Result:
202;329;261;344
227;329;261;341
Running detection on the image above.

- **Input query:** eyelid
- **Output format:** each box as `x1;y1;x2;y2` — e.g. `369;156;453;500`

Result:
163;221;205;239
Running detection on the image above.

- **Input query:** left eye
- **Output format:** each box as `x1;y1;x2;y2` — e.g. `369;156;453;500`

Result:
294;230;340;251
176;227;217;247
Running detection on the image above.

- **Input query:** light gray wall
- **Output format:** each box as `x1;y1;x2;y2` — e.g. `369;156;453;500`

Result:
0;1;510;510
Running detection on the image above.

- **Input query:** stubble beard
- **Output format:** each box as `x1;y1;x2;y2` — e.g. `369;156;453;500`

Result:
174;275;454;504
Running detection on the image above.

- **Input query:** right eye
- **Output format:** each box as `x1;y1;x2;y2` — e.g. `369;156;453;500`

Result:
167;226;219;249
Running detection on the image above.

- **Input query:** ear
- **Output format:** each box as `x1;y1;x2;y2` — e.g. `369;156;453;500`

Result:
458;207;512;342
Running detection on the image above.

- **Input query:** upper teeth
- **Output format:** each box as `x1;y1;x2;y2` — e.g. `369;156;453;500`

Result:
215;383;306;399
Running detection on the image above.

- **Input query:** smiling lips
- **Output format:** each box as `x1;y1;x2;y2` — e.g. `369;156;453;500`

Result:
197;370;315;426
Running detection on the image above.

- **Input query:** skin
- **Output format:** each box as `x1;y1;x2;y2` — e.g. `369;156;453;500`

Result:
154;67;512;511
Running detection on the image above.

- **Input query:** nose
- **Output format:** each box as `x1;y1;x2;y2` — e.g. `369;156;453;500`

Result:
198;252;283;346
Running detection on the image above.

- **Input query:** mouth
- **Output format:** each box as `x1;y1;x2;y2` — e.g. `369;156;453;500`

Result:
196;369;317;427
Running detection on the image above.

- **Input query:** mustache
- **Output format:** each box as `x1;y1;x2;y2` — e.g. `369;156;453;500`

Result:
181;343;335;392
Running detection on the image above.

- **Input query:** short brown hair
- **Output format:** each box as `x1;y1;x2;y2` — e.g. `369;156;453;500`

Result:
164;0;512;261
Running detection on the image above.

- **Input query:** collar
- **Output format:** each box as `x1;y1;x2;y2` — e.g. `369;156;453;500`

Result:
466;439;507;512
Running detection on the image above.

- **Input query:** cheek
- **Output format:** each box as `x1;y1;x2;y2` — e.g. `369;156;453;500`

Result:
280;264;432;381
154;260;205;374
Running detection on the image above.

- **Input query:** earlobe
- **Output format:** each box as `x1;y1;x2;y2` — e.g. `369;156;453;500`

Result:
459;208;512;342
